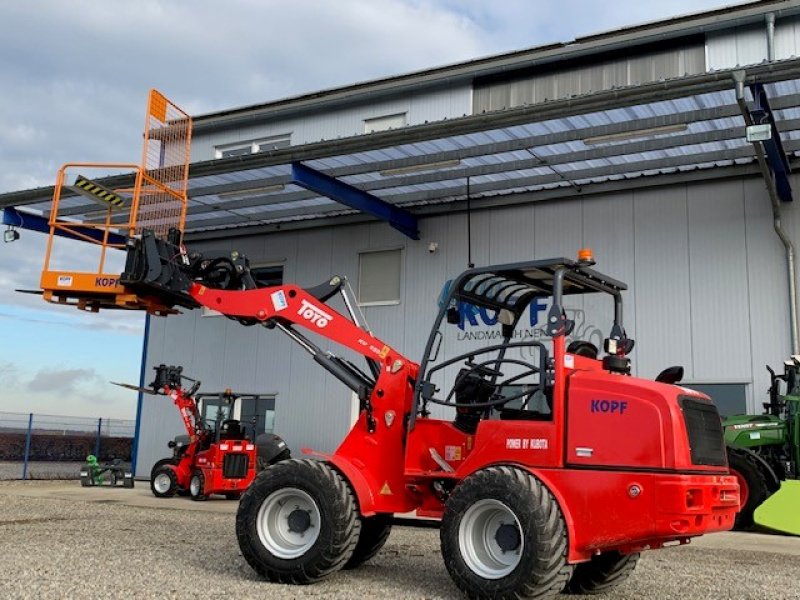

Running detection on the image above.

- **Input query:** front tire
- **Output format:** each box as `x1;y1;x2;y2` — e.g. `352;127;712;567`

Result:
151;465;178;498
344;514;392;569
441;466;572;600
727;448;770;530
565;551;639;595
236;459;361;584
190;470;207;501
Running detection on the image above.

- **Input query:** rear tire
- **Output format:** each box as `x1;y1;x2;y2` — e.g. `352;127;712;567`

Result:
236;458;360;584
344;514;392;569
190;471;207;501
150;465;178;498
565;551;639;595
440;465;572;599
728;448;770;530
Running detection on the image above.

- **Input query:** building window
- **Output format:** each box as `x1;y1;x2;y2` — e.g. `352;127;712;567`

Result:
681;383;747;417
364;113;407;134
358;249;402;305
203;263;284;316
214;134;291;159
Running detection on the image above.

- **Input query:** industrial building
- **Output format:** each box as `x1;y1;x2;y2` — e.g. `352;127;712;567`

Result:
3;0;800;478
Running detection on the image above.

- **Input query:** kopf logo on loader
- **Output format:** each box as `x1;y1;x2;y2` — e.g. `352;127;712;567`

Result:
591;399;629;414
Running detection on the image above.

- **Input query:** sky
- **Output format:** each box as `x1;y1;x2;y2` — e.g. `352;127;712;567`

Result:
0;0;744;419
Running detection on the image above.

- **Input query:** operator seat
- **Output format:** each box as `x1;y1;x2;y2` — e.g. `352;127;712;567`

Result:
567;340;599;359
219;419;244;440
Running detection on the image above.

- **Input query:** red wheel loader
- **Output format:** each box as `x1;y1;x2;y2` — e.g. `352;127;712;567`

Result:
113;232;739;599
121;364;289;500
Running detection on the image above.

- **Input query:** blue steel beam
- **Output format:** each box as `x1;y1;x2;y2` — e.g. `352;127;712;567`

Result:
750;83;793;202
291;162;419;239
1;207;126;246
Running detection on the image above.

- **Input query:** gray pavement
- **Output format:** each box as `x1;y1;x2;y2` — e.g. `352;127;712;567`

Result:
0;481;799;599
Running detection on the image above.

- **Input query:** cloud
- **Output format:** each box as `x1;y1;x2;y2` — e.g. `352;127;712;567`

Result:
27;367;102;393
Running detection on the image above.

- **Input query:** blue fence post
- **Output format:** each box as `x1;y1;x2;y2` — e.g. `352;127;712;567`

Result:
21;413;33;480
94;418;102;458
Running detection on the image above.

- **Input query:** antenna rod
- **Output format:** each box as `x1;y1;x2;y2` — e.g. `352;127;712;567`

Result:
467;176;474;268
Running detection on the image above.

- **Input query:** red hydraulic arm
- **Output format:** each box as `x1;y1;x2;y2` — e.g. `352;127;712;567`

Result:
188;281;407;366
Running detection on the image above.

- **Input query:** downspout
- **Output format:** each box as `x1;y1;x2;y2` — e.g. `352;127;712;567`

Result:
766;12;776;62
734;70;799;355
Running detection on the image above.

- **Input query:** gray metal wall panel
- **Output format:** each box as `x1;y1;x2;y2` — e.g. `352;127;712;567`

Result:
191;86;471;162
581;192;637;367
686;180;752;382
474;45;704;113
632;186;693;380
743;177;792;412
706;17;800;69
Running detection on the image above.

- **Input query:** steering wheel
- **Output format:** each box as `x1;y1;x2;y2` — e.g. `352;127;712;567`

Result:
444;357;541;409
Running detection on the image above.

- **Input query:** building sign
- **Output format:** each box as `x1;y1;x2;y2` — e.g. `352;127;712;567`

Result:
438;280;604;346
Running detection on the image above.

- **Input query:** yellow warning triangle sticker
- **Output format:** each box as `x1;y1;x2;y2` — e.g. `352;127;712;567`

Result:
379;481;393;495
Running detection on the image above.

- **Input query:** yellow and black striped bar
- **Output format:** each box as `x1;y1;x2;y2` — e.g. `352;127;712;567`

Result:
72;175;125;209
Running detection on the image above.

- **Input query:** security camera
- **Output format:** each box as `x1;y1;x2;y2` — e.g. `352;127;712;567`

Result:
428;242;439;254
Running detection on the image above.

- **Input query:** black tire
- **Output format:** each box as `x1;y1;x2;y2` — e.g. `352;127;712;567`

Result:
123;474;134;489
236;458;361;584
728;448;770;530
225;492;242;501
343;514;393;569
150;465;178;498
441;466;573;599
190;470;208;501
565;551;639;595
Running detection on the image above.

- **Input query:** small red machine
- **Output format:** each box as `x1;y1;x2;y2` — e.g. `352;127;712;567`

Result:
116;233;740;599
122;365;289;500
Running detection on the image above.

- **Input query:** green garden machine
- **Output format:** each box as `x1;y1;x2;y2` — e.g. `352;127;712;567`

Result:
79;455;134;488
724;357;800;535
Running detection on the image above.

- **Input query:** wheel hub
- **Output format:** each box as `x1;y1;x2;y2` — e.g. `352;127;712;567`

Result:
495;523;521;552
287;508;312;533
256;487;321;559
458;498;524;579
154;473;171;493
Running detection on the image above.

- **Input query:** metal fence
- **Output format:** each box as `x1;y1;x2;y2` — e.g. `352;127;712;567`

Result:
0;411;135;480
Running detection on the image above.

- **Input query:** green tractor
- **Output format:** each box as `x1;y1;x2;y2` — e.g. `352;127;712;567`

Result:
723;357;800;534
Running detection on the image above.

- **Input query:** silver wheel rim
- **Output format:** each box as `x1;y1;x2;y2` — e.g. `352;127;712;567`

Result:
459;499;524;579
153;472;172;494
256;487;321;559
190;475;201;496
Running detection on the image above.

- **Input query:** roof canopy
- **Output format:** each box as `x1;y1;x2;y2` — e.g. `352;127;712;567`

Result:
2;59;799;241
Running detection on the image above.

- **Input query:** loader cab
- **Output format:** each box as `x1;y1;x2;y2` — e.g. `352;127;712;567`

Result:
413;252;631;432
197;390;247;442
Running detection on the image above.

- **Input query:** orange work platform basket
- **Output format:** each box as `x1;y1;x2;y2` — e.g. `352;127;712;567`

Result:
40;90;192;314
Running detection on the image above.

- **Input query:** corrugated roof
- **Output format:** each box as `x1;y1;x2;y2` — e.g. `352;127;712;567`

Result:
3;59;799;240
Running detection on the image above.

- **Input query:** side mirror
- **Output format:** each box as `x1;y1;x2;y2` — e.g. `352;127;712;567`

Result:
655;366;684;384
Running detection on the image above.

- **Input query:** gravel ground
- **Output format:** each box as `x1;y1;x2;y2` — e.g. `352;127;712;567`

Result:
0;461;82;480
0;482;798;599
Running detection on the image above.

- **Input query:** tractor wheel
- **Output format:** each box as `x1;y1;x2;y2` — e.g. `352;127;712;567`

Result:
190;471;208;501
564;551;639;595
343;513;393;569
150;465;178;498
728;448;770;530
236;458;360;584
440;466;572;599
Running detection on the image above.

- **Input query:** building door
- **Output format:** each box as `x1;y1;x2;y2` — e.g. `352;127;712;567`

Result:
239;396;276;437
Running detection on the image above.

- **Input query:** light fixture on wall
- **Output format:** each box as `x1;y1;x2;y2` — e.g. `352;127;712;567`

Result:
4;226;19;243
582;123;688;145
